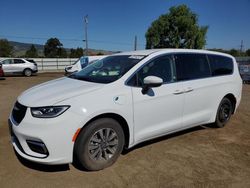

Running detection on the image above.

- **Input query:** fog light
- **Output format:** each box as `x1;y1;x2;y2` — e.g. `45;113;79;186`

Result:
26;140;49;155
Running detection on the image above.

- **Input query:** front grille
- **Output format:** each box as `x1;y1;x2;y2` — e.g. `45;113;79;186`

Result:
12;101;27;124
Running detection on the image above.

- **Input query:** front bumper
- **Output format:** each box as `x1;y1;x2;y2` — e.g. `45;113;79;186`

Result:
8;106;82;165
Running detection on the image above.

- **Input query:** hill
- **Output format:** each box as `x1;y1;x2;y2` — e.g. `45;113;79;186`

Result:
9;41;114;57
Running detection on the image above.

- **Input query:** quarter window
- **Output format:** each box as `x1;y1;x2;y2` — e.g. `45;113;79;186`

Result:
208;55;233;76
174;53;211;81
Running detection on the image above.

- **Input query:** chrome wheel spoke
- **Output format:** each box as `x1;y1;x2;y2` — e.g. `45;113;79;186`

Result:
98;129;105;141
89;144;99;150
108;132;116;141
91;136;101;143
108;139;118;146
97;149;102;160
91;147;101;159
105;128;110;141
103;150;109;160
107;146;115;154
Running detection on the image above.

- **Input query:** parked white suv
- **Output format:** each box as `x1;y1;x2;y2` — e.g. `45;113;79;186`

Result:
9;49;242;171
0;58;38;76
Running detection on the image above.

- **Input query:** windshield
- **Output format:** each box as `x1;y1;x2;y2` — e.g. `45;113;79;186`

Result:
68;55;145;83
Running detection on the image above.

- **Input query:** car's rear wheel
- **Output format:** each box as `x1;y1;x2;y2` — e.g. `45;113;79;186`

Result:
214;98;233;128
74;118;125;171
23;69;32;77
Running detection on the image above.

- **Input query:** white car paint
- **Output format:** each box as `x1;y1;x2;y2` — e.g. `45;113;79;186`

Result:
9;49;242;165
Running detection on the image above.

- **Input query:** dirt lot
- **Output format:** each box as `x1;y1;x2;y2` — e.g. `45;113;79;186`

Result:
0;73;250;188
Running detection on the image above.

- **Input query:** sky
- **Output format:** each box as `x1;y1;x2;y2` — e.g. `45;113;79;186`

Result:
0;0;250;51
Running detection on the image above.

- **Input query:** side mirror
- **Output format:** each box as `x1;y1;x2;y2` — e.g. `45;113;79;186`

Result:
142;76;163;94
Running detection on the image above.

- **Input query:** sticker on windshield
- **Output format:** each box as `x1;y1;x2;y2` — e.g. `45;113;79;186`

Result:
128;55;144;60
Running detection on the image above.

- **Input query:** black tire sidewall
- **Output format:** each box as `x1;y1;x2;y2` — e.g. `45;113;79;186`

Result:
74;118;125;171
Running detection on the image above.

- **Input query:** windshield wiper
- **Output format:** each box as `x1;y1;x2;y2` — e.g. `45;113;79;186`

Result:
69;74;92;82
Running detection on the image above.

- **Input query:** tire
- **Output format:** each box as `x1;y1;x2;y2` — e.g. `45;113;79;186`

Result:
214;98;233;128
23;69;32;77
74;118;125;171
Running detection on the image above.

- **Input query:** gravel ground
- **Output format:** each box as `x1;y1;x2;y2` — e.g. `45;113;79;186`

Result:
0;73;250;188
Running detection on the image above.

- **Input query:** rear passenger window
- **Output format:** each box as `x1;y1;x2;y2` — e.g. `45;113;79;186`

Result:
174;54;211;81
208;55;233;76
14;59;25;64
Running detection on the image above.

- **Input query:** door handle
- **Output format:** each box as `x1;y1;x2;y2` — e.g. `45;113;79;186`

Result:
173;90;184;95
185;88;193;93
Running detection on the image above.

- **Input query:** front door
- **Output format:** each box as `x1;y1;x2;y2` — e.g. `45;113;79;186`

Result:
129;55;184;143
1;59;14;73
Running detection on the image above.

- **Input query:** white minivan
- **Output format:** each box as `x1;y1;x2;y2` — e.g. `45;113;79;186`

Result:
9;49;242;171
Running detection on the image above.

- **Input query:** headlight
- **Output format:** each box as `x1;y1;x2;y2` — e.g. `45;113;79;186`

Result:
31;106;70;118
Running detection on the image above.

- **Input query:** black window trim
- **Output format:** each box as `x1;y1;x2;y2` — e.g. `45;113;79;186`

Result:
125;52;235;87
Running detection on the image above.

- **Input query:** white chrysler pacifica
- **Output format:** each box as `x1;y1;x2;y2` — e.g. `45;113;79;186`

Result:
9;49;242;171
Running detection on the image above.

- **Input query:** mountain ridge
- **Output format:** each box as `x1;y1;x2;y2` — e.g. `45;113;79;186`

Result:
9;41;115;57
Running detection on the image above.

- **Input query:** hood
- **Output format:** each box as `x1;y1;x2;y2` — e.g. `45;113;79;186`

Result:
18;77;103;107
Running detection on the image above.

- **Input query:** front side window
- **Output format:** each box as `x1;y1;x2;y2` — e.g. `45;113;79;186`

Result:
127;55;174;87
208;55;233;76
2;59;13;64
69;55;145;84
175;53;211;81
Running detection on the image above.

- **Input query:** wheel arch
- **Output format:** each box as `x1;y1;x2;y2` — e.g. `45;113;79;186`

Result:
75;113;130;149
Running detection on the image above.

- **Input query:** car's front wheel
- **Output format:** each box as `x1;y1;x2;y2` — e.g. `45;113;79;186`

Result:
74;118;125;171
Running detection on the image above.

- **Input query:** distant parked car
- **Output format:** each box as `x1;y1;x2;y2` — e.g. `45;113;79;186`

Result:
0;58;38;77
0;63;5;80
239;64;250;84
65;56;107;74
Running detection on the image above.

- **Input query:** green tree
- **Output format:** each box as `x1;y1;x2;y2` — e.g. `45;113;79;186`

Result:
0;39;13;57
145;5;208;49
25;44;38;57
246;49;250;56
229;49;240;57
58;47;68;58
44;38;66;57
69;48;83;58
96;52;104;55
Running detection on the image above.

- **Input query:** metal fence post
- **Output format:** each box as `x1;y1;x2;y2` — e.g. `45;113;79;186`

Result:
42;58;44;70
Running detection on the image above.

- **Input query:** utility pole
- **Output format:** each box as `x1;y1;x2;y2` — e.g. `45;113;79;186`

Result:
134;35;137;51
240;40;244;53
84;15;88;56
